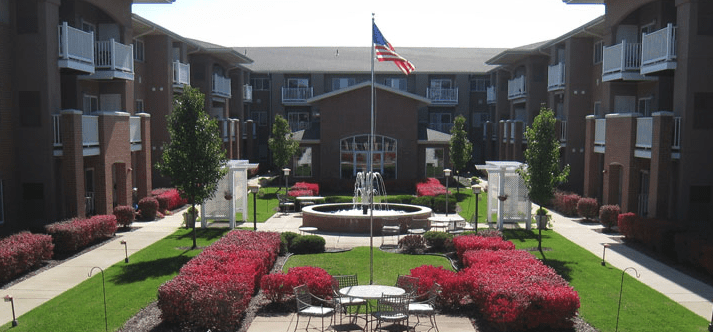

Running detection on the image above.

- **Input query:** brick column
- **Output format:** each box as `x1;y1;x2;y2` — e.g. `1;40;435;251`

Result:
60;110;85;218
96;111;130;215
602;113;637;211
648;112;673;219
136;113;152;200
583;116;599;199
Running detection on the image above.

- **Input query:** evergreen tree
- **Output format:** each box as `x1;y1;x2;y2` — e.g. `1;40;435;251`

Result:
156;86;227;249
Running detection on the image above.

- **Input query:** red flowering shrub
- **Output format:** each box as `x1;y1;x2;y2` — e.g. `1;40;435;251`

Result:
286;266;333;299
599;205;620;231
453;235;515;260
138;196;159;220
45;215;117;253
291;182;319;196
617;212;639;240
113;205;135;228
416;178;448;197
260;273;299;302
155;194;170;214
577;197;599;221
553;192;581;216
0;232;54;284
158;230;281;330
288;189;313;197
408;265;461;306
153;188;187;212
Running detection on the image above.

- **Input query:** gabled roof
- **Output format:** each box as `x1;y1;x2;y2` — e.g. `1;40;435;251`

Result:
239;47;505;74
539;15;605;49
306;81;431;105
419;128;452;143
485;40;551;65
187;38;253;66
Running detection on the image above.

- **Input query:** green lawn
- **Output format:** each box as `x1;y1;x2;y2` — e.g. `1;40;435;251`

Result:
454;189;488;224
283;246;453;286
503;229;709;332
235;186;282;222
0;228;230;332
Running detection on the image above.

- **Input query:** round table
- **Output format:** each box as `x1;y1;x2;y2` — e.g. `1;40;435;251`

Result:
339;285;405;299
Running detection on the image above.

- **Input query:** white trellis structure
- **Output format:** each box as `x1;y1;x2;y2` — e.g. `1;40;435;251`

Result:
476;161;531;230
200;160;259;229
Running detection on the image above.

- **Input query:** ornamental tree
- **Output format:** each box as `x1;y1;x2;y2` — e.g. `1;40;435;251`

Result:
449;114;473;193
268;114;299;192
155;85;227;249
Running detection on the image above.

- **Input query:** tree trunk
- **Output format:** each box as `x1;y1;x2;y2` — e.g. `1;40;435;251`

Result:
191;203;197;249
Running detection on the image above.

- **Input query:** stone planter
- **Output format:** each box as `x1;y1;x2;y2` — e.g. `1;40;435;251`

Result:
535;214;549;230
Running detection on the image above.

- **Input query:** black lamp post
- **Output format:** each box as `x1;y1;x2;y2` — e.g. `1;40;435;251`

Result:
89;267;108;332
282;168;291;195
4;295;18;327
602;243;610;267
472;184;481;232
444;169;451;217
248;184;260;231
120;240;128;263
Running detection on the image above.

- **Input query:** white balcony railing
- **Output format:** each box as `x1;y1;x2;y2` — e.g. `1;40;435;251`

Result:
426;87;458;104
594;118;606;152
602;41;641;78
636;117;653;149
548;62;566;91
82;115;100;148
172;61;190;85
212;74;232;98
507;76;526;99
52;114;63;147
428;122;453;133
129;116;142;143
672;117;681;151
641;24;677;74
281;87;313;103
243;84;253;102
560;120;567;143
486;86;497;104
95;39;134;73
57;22;94;73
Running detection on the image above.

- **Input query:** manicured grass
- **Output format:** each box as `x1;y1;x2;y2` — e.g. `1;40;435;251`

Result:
455;190;488;224
283;246;453;285
235;186;282;222
0;228;230;332
503;229;709;332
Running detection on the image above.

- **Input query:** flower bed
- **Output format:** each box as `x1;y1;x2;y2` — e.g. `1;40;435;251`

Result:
0;232;54;284
260;266;332;302
45;215;118;253
158;230;281;331
288;182;319;197
416;178;448;197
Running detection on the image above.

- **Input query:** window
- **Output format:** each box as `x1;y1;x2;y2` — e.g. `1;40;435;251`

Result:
293;147;312;177
593;101;601;117
430;79;452;89
332;77;355;90
288;112;310;131
250;111;268;126
250;78;270;91
470;78;489;92
287;78;309;88
425;148;445;178
593;40;603;64
638;97;652;117
81;20;95;34
429;112;452;132
640;23;655;37
133;39;144;62
83;94;98;115
472;112;489;128
340;135;397;179
20;91;40;127
384;78;407;90
135;99;144;114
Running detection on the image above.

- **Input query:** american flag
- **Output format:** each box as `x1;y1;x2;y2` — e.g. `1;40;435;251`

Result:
373;23;415;75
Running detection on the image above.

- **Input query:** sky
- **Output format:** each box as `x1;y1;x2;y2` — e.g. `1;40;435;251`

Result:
132;0;604;49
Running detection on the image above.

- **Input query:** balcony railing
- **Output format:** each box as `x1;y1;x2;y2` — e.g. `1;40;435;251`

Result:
428;122;453;133
635;117;653;150
507;76;526;100
281;87;313;103
82;115;100;148
172;61;190;86
129;116;142;147
672;117;681;151
594;118;606;153
426;87;458;104
212;74;231;98
52;114;63;147
95;39;134;74
641;24;677;75
548;62;566;91
242;121;257;139
243;84;253;102
559;120;567;143
602;41;645;81
486;86;497;104
57;22;94;73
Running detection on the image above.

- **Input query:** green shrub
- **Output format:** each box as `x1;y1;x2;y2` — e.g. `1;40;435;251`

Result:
398;234;426;254
280;231;300;254
432;194;457;213
389;195;415;204
411;196;433;208
423;231;453;252
289;235;326;254
325;196;353;204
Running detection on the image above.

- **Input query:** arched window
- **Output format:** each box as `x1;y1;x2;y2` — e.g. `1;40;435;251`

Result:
340;135;397;179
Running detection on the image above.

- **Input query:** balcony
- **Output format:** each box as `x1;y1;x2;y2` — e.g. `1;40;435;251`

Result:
172;61;190;86
52;113;100;157
243;84;253;102
426;87;458;105
212;74;231;98
282;87;313;104
602;41;654;82
219;118;239;142
428;122;453;133
592;115;681;158
57;22;95;73
641;24;677;75
507;76;526;100
547;62;566;91
486;86;497;104
78;39;134;80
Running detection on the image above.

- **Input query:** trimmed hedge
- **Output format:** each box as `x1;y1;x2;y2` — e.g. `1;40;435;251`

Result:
576;197;599;221
599;205;620;231
617;212;639;240
45;215;118;253
453;235;515;260
423;231;453;252
416;178;448;197
158;230;281;331
398;234;427;254
260;266;333;302
553;192;581;216
432;194;457;214
138;196;159;220
289;182;319;197
113;205;135;228
0;232;54;284
289;235;326;254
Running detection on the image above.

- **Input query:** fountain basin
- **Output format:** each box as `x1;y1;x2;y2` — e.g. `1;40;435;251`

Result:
301;203;432;234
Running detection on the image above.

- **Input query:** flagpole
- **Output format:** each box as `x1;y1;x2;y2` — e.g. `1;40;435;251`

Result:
369;13;375;285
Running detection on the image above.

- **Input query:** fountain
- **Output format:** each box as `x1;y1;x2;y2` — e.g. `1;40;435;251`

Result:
301;172;432;234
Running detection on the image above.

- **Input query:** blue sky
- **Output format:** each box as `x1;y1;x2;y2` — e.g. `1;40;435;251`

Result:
132;0;604;48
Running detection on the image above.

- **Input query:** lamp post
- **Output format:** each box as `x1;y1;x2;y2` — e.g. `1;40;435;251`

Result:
120;240;128;263
282;168;291;195
602;243;610;267
472;184;481;232
248;184;260;231
616;267;640;332
444;169;451;217
89;267;109;332
4;295;17;327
